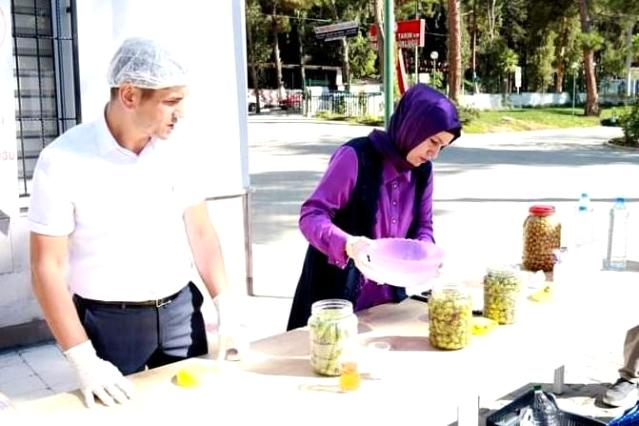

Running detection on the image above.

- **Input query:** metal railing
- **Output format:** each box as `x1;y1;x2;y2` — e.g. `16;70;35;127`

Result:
304;92;384;117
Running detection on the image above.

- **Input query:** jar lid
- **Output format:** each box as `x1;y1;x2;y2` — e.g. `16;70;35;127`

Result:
528;205;555;216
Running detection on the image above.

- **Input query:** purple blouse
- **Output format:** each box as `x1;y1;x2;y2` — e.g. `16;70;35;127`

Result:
299;145;435;310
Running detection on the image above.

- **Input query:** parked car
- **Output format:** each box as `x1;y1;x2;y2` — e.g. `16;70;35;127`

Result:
279;92;303;110
247;93;257;112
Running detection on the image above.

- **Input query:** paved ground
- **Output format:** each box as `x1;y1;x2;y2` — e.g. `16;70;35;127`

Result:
2;116;638;424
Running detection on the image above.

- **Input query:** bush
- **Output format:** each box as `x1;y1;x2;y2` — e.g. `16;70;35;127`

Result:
619;103;639;144
455;103;480;126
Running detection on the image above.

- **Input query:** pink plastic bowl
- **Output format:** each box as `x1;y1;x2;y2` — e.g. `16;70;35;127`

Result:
363;238;444;287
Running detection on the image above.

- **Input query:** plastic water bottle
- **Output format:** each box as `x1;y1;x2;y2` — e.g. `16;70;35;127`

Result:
531;385;560;426
574;192;594;248
606;197;629;271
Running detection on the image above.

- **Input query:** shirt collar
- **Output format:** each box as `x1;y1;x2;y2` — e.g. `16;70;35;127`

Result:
95;107;157;157
382;159;411;184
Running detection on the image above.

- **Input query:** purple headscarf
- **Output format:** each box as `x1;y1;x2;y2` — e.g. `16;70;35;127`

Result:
369;84;461;171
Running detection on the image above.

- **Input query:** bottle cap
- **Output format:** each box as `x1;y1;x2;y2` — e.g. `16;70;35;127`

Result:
529;205;555;216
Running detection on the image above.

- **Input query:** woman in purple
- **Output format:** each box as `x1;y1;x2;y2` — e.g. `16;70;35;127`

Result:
287;84;462;330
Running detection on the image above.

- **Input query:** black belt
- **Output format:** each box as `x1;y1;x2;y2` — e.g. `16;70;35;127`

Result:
74;287;183;309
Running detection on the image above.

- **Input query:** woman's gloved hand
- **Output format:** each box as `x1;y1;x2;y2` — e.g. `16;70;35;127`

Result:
345;236;389;285
213;294;249;362
345;235;374;260
0;391;13;411
64;340;134;408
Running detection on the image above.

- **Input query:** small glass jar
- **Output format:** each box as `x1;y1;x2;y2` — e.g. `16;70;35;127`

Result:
483;267;522;324
428;283;472;350
523;205;562;272
308;299;358;376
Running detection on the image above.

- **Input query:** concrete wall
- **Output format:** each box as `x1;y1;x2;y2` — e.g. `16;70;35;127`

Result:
459;92;577;110
0;0;250;349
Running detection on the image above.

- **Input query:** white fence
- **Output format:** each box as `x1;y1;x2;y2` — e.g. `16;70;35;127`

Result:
459;92;586;110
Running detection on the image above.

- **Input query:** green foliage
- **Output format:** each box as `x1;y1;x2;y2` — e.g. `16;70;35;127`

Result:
430;70;444;90
246;0;274;87
619;103;639;144
600;40;627;77
477;39;518;93
528;30;557;92
455;103;480;126
348;33;377;79
314;111;383;126
395;0;441;20
499;48;519;74
501;0;528;48
579;31;605;51
461;106;622;133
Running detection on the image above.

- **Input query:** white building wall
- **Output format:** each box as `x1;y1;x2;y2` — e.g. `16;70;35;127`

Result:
0;0;250;348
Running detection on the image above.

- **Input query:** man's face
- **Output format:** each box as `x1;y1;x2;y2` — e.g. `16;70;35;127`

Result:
133;86;188;140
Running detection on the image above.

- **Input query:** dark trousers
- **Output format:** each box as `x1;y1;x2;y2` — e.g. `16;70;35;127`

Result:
73;282;208;375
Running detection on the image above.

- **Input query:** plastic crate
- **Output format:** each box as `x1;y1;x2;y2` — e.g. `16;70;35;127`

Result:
486;389;607;426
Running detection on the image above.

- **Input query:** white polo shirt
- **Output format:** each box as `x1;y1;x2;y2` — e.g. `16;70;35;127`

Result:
28;111;204;301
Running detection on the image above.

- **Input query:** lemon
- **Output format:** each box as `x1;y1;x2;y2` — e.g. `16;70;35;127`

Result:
175;366;202;388
471;316;497;336
529;285;553;303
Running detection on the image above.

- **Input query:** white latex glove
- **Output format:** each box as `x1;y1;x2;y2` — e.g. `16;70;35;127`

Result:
353;253;390;285
64;340;134;408
0;392;13;411
345;235;374;260
213;294;249;362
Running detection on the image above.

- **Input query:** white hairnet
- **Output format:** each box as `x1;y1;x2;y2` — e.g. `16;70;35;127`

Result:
107;37;188;89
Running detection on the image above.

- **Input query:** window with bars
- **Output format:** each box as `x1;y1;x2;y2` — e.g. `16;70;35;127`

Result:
11;0;79;198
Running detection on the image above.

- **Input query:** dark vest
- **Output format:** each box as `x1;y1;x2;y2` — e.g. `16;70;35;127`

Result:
286;137;431;330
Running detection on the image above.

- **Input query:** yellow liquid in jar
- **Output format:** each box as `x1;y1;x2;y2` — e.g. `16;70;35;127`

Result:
339;361;361;391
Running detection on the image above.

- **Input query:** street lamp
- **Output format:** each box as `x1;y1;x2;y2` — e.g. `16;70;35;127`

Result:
430;50;439;73
570;62;579;115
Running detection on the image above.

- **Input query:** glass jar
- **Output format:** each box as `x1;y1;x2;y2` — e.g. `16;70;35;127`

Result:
523;205;561;272
428;283;472;350
483;267;522;324
308;299;358;376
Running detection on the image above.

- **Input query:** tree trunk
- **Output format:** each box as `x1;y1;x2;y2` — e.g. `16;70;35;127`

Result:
297;15;307;93
624;21;635;98
555;17;570;93
555;63;564;94
341;38;351;91
471;0;478;93
272;4;285;100
330;0;350;91
577;0;599;116
447;0;462;102
246;11;261;113
374;0;385;83
487;0;497;41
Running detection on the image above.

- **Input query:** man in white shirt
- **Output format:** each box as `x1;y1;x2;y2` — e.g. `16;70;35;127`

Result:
603;326;639;408
29;37;243;408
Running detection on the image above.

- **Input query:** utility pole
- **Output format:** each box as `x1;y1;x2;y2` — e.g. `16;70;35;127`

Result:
414;0;420;86
384;0;395;127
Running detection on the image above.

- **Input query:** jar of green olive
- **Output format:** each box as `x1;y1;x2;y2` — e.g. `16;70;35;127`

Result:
308;299;358;376
428;283;472;350
483;267;522;324
523;205;561;272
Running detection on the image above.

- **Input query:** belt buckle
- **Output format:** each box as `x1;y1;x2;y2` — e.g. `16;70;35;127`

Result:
155;297;172;308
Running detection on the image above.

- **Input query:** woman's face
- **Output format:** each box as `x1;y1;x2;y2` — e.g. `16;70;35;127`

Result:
406;130;455;166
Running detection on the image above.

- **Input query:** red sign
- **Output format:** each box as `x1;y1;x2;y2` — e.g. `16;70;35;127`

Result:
369;19;425;49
